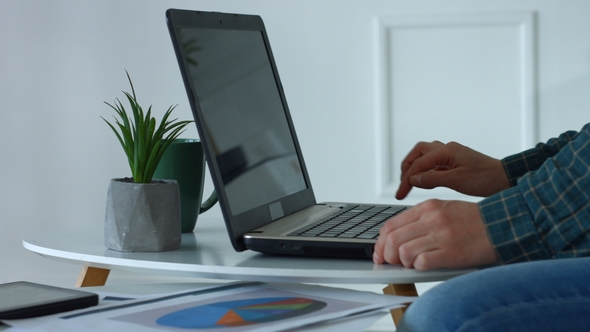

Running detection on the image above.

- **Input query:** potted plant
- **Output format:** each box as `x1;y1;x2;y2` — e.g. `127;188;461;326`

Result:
102;72;192;252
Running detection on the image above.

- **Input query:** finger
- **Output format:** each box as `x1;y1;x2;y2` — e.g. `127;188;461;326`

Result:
399;144;456;194
397;157;445;200
405;146;451;179
373;207;419;264
373;223;395;264
412;249;445;271
381;221;429;266
413;247;475;270
395;179;413;200
376;207;427;265
399;141;444;177
378;200;445;266
408;168;459;190
378;205;420;235
396;225;444;268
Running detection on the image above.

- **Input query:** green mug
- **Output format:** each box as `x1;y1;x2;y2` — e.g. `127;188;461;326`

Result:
154;139;217;233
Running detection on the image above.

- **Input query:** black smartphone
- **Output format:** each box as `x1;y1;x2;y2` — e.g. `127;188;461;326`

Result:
0;281;98;320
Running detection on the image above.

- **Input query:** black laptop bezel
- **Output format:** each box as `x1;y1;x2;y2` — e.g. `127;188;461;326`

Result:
166;9;317;251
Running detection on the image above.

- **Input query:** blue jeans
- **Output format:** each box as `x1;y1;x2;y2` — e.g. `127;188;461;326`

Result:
396;257;590;331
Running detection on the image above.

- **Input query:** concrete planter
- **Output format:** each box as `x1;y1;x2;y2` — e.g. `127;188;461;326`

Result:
104;178;181;252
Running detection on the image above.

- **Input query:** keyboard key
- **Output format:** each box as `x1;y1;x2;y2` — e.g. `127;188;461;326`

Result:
356;233;377;239
288;205;406;239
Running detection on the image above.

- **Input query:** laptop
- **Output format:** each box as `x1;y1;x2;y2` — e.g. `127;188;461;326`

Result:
166;8;410;259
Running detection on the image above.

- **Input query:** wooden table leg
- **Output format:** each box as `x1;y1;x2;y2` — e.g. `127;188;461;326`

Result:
76;266;111;287
383;283;418;327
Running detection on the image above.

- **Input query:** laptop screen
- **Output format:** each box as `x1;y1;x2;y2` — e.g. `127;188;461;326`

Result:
168;9;319;250
177;27;307;216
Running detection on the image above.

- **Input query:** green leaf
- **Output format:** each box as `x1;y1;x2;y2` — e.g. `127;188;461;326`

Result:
102;72;193;183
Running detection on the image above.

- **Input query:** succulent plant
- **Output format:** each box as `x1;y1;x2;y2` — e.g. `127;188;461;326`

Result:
102;72;192;183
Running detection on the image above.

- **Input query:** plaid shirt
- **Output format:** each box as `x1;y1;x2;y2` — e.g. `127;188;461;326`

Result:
479;123;590;264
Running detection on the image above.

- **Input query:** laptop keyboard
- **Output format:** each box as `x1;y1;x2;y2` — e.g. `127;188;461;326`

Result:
288;205;407;240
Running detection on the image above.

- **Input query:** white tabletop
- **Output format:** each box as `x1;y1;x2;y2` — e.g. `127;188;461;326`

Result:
23;215;474;284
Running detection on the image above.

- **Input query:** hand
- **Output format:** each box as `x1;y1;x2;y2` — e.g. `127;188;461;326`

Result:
372;200;498;270
396;141;510;200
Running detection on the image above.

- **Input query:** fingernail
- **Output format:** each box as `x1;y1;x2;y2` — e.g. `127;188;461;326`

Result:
412;174;422;185
372;252;380;264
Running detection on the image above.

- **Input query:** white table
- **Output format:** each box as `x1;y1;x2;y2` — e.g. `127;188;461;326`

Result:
23;215;475;325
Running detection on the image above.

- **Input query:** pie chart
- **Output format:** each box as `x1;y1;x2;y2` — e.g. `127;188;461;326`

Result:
155;297;327;329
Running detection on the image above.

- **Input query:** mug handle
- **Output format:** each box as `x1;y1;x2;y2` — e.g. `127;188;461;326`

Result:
199;191;218;214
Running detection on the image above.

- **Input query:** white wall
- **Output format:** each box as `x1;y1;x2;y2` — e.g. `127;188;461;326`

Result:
1;0;589;292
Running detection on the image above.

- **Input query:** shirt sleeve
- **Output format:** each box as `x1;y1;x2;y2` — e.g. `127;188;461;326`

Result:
502;129;580;186
479;123;590;264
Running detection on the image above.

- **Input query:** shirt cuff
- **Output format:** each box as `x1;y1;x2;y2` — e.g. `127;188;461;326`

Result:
478;186;551;264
